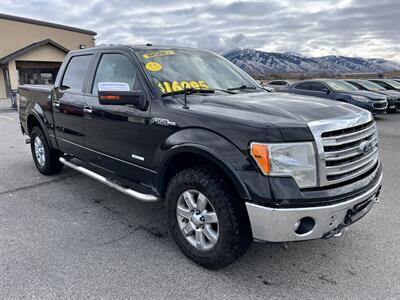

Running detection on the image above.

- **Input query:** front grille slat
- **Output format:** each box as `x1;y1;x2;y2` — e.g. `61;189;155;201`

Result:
325;138;378;161
321;120;378;184
325;147;378;175
322;126;375;146
326;158;379;182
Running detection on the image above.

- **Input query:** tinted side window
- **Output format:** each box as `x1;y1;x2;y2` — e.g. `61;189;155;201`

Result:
351;82;363;89
312;82;327;91
62;55;92;92
294;82;312;90
372;81;390;89
92;54;137;95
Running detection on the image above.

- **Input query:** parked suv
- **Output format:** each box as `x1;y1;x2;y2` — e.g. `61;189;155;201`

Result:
18;46;382;269
286;79;387;114
345;79;400;111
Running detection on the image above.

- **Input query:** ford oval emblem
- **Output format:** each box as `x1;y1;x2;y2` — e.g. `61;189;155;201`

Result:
359;141;372;154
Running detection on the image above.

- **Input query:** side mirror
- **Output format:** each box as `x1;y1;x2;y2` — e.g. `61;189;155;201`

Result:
97;82;147;110
321;88;330;94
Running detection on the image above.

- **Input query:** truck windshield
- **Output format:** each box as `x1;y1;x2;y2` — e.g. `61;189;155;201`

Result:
137;49;260;95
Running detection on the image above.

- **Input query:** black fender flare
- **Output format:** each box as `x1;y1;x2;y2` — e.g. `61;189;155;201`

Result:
156;128;251;200
27;104;54;148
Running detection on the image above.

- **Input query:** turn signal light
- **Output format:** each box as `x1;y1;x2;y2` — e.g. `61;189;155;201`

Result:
250;143;270;174
100;95;120;100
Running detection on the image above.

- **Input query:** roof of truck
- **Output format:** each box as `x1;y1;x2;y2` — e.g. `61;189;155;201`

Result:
68;44;216;55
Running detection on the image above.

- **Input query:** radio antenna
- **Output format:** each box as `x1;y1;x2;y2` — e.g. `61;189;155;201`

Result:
183;84;189;109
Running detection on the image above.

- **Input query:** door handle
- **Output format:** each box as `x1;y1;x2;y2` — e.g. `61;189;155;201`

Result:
83;106;93;114
53;101;60;108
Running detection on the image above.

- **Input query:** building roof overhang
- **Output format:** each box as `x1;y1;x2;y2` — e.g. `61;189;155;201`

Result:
0;39;69;64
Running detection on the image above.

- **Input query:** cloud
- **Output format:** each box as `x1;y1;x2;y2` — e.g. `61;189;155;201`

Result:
0;0;399;61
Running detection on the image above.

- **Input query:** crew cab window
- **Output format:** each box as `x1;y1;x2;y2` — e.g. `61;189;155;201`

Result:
294;82;312;90
62;55;92;92
312;82;327;91
92;54;137;95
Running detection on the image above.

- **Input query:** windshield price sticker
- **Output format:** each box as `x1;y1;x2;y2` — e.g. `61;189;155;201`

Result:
145;62;162;72
157;80;209;93
142;50;176;59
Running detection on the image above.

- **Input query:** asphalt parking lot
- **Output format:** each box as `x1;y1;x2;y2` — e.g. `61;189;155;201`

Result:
0;101;399;299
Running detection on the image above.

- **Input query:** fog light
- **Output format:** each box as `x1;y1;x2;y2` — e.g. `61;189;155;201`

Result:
294;217;315;235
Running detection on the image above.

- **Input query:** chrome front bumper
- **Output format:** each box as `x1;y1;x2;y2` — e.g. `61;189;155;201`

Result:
245;174;382;242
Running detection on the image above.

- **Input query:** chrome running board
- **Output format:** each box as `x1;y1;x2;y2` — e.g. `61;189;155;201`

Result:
59;157;160;202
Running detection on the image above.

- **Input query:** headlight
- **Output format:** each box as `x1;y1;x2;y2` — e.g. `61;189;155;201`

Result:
351;95;369;103
250;142;317;188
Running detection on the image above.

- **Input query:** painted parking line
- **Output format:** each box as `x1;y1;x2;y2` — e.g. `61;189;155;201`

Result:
0;115;14;121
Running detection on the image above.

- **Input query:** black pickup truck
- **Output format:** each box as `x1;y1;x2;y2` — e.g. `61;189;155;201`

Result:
18;45;382;269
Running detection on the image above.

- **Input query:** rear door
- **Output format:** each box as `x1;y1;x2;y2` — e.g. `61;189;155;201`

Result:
53;54;94;158
82;51;154;185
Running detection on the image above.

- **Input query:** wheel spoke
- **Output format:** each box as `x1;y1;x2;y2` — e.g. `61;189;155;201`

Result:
183;191;196;210
196;193;208;212
203;212;218;224
202;226;218;245
195;229;207;250
177;206;192;219
181;222;195;237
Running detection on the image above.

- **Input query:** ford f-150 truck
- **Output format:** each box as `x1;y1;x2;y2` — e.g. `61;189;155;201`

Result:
18;45;382;269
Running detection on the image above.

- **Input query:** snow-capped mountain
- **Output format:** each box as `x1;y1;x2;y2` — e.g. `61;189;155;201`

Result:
222;48;400;76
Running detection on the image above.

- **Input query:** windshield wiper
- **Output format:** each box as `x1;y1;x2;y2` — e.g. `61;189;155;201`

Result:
161;88;215;97
227;85;257;91
214;88;236;94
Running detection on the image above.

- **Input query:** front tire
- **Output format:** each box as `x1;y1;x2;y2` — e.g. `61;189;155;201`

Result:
166;167;252;269
30;126;63;175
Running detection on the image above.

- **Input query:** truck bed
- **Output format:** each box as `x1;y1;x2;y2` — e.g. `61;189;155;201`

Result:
19;84;54;92
18;84;54;135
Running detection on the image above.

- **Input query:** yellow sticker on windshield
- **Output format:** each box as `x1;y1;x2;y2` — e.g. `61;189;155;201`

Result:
158;80;209;93
142;50;176;59
146;62;162;72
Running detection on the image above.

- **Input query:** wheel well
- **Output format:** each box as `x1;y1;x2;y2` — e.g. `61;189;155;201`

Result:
27;114;41;134
160;152;244;199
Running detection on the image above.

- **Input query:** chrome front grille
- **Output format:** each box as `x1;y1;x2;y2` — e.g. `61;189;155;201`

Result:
322;120;378;182
308;111;379;186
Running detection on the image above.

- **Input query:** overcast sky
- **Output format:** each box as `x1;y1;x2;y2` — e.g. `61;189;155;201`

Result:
1;0;399;61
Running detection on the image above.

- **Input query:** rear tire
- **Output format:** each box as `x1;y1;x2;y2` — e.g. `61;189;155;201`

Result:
166;167;252;269
30;126;64;175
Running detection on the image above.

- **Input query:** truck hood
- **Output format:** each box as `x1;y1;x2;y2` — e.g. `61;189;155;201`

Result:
191;91;366;125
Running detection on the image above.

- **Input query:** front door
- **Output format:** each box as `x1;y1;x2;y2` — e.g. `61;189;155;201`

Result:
52;54;93;158
83;52;154;185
